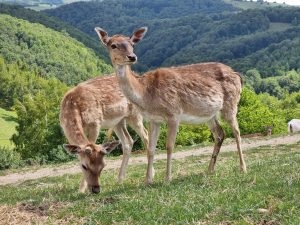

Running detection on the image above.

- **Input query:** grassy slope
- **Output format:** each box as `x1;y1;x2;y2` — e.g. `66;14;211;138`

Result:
0;142;299;224
0;107;16;148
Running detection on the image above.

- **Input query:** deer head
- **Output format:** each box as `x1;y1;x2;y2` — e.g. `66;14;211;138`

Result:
95;27;147;66
63;141;120;193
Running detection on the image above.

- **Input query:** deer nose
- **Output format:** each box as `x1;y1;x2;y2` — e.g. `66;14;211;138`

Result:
126;54;137;62
91;185;100;194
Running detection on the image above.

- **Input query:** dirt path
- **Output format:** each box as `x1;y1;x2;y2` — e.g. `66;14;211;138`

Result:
1;134;299;186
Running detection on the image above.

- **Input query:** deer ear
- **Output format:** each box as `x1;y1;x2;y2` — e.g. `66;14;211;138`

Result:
100;141;121;155
95;27;110;46
63;144;82;154
130;27;148;44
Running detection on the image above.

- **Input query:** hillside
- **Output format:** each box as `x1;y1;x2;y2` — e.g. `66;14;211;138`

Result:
0;108;16;148
0;0;92;10
0;3;108;61
44;0;300;76
0;13;112;85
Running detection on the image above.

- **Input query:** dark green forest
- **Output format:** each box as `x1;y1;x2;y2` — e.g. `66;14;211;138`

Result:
0;0;300;168
44;0;300;96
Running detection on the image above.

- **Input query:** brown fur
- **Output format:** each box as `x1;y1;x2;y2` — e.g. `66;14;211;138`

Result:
60;75;148;192
95;27;246;184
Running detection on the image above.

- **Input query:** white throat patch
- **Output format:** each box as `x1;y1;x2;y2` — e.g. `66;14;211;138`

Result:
115;65;126;78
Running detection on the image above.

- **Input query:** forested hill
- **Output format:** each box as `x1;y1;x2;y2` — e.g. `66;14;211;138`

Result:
44;0;300;76
0;3;109;62
0;14;112;85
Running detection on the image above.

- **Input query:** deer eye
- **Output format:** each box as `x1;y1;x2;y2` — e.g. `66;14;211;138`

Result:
111;44;117;49
82;164;88;170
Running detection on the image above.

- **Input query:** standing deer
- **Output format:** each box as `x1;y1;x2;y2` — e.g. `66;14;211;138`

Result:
95;27;246;184
60;75;148;193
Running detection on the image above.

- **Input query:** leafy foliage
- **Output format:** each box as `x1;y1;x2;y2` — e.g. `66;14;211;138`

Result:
12;77;69;162
0;57;72;163
0;14;112;85
0;146;21;169
236;88;286;135
243;69;300;98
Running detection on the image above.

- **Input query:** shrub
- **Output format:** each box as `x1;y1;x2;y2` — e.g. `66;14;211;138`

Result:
48;145;76;163
0;146;21;170
157;123;212;150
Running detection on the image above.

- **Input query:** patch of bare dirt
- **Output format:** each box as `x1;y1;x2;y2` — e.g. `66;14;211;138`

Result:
0;204;47;225
0;134;299;186
0;202;79;225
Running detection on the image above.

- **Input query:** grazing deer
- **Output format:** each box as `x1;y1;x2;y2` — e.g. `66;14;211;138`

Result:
60;75;148;193
95;27;246;184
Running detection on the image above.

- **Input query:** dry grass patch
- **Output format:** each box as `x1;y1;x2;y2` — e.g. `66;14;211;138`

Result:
0;201;74;225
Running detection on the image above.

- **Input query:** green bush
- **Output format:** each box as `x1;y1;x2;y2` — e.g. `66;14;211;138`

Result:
156;123;211;150
48;145;75;163
0;146;21;170
236;87;286;136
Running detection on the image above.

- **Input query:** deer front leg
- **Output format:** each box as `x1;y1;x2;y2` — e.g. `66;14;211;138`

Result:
146;121;160;185
79;177;88;193
166;119;179;182
114;122;133;183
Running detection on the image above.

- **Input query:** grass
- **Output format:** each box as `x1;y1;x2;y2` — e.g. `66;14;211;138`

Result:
0;107;17;148
0;142;299;224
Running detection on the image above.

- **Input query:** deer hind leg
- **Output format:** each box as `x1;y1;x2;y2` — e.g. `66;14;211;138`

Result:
127;114;149;151
207;117;225;173
114;120;133;183
165;119;179;182
146;121;160;185
223;112;247;173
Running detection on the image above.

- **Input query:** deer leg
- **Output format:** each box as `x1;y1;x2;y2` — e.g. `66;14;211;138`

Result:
85;122;100;143
114;120;133;183
127;114;149;151
227;117;247;173
146;121;160;185
207;117;225;173
165;119;179;182
79;177;88;193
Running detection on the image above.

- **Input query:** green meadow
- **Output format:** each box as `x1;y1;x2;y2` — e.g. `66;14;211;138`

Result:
0;142;299;224
0;107;16;148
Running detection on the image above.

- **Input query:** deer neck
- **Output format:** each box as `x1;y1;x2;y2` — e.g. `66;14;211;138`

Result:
115;64;145;108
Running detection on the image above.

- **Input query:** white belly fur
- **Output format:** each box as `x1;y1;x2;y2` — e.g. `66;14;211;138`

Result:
179;114;213;124
101;117;124;129
143;112;214;124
